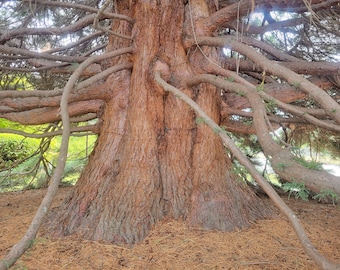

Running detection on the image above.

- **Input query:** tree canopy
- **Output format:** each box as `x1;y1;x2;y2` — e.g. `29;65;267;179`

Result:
1;0;339;195
0;0;340;269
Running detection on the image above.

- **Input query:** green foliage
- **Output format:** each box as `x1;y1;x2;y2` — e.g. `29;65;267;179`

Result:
231;160;253;183
195;117;206;125
313;190;339;205
0;130;97;192
275;162;288;172
0;118;23;130
288;126;340;160
294;157;323;171
0;73;34;90
0;139;32;168
255;84;264;92
236;90;246;97
264;99;276;113
282;182;310;201
230;134;262;158
292;81;302;88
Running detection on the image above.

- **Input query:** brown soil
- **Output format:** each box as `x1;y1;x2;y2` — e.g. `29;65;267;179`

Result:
0;187;339;270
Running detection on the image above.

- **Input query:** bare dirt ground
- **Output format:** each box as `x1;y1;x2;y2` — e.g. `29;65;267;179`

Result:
0;187;339;270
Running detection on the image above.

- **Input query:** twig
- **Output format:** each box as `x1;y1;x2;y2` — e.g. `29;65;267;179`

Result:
0;125;98;138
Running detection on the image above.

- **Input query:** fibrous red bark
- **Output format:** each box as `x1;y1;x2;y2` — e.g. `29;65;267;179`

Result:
44;0;271;244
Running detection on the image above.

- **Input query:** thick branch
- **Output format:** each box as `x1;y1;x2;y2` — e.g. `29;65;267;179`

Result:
0;61;133;99
192;36;340;123
0;100;103;125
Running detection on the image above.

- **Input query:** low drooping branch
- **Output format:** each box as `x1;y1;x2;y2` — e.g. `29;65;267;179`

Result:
154;67;340;270
0;61;133;99
186;74;340;196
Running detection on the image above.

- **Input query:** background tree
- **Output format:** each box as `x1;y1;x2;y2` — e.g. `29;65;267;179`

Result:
0;0;339;269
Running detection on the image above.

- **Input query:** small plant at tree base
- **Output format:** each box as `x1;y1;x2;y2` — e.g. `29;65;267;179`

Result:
0;139;32;169
292;81;302;88
282;182;310;201
293;157;323;171
195;117;206;125
264;99;276;113
256;84;264;92
236;90;246;97
275;162;287;171
231;160;254;184
313;189;339;205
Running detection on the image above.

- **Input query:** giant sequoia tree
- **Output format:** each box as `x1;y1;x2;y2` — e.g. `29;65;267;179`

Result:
1;0;340;269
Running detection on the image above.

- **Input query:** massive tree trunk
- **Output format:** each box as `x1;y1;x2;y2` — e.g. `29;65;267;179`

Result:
44;0;271;244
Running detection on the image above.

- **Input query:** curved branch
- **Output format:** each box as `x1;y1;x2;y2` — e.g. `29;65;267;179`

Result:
0;100;103;125
192;36;340;123
0;45;87;63
155;69;340;270
0;60;133;99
